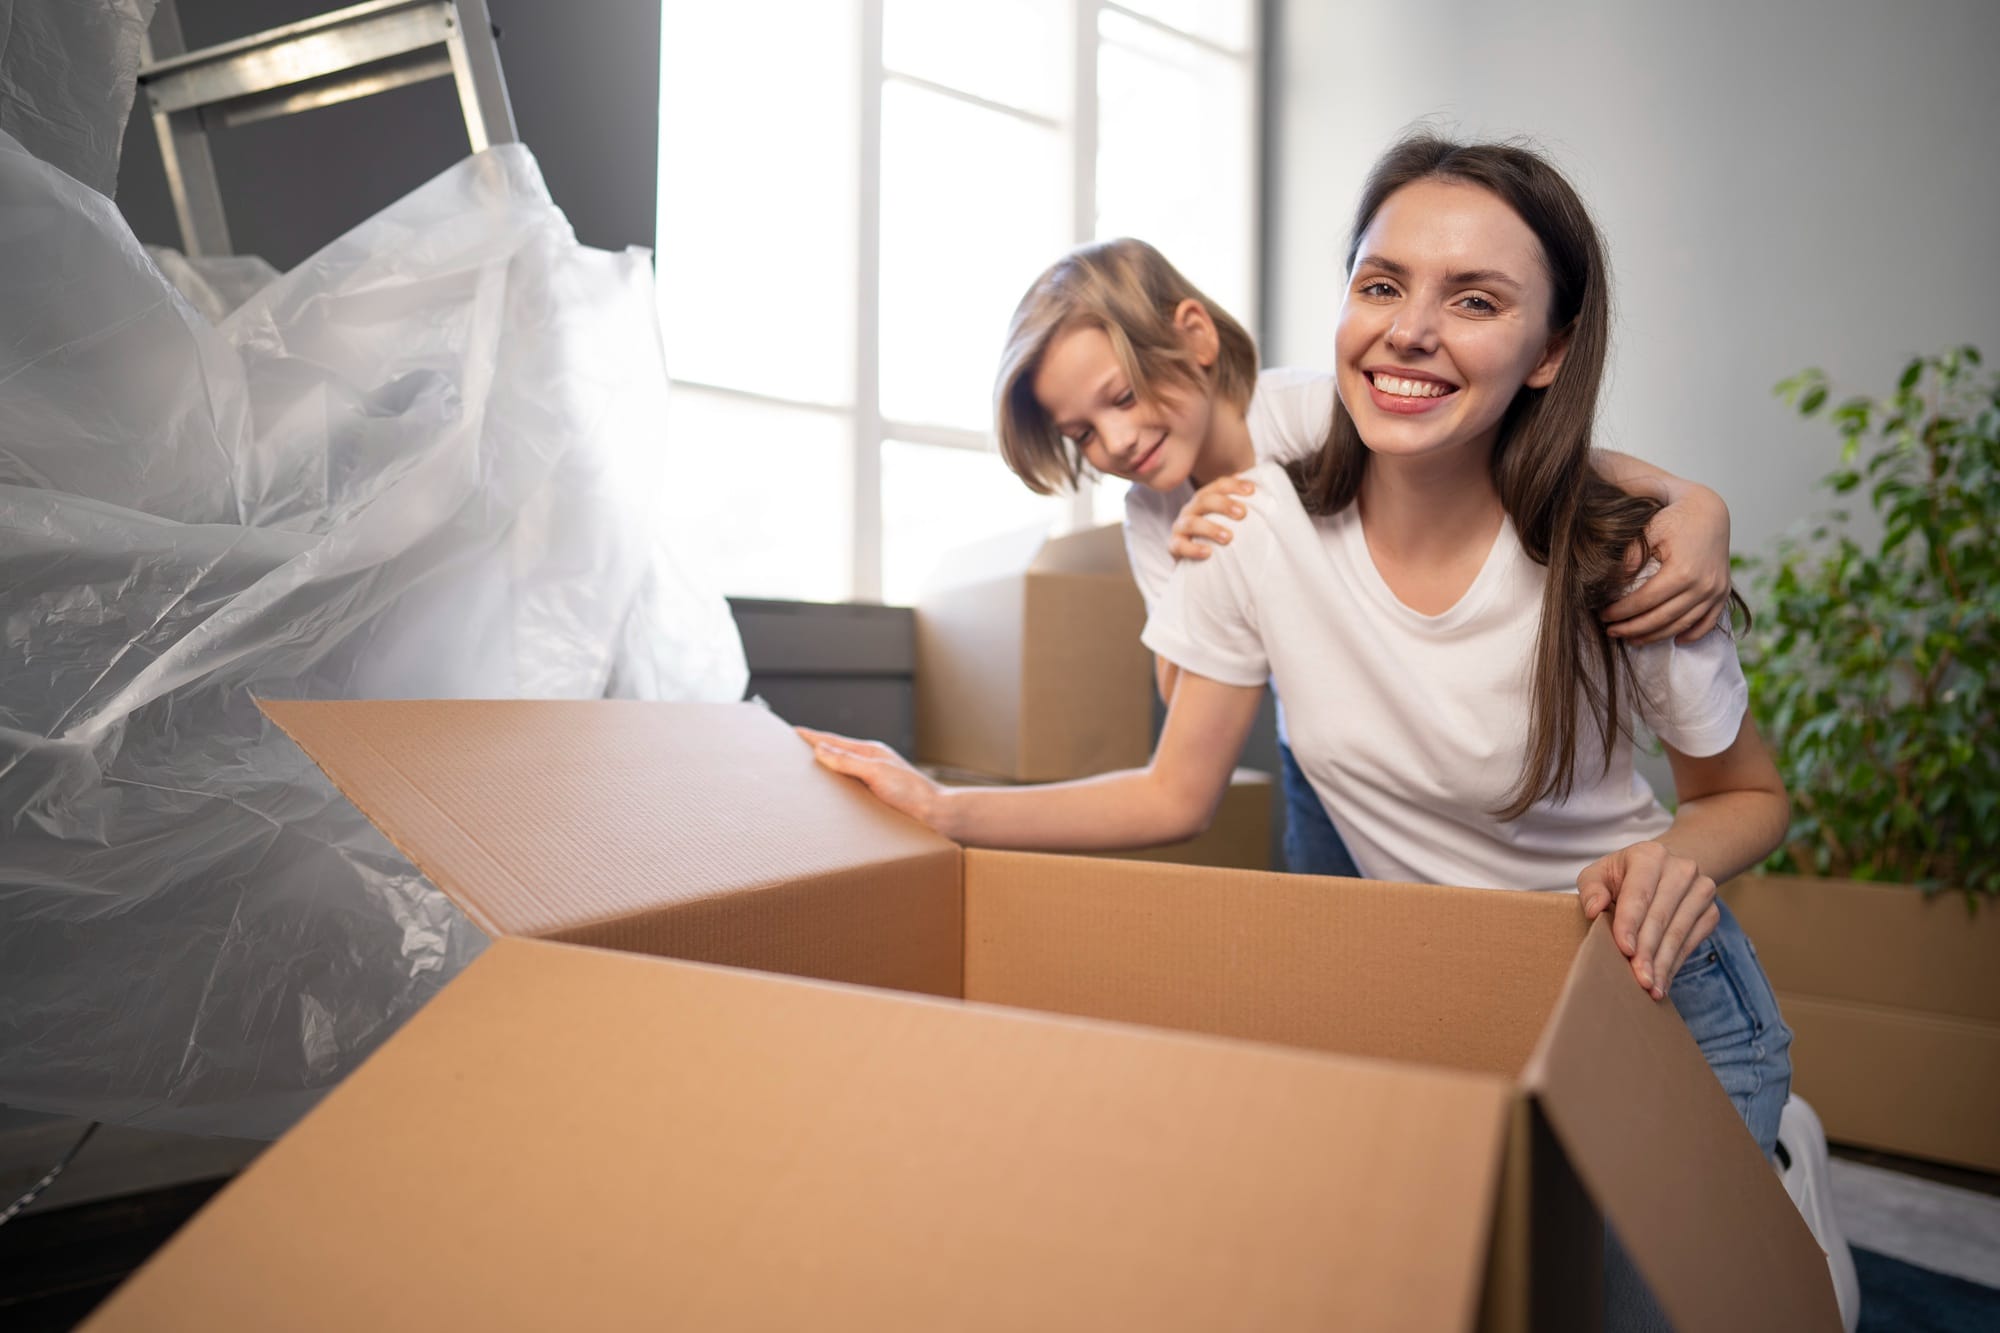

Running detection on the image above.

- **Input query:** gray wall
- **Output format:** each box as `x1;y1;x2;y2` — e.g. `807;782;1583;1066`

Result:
1267;0;2000;563
117;0;662;268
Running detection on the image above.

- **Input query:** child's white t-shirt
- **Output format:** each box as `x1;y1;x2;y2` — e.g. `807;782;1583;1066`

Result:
1141;460;1750;892
1120;367;1335;612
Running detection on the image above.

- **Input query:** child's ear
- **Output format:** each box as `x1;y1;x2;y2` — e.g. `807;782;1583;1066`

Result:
1524;326;1571;389
1173;298;1221;370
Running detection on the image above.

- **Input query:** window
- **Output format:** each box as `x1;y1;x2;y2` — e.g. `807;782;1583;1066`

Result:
659;1;1259;604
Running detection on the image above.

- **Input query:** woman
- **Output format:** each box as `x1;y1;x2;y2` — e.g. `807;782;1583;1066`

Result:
805;133;1792;1158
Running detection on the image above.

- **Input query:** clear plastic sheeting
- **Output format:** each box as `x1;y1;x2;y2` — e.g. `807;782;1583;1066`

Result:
146;246;283;324
0;0;156;197
0;129;748;1138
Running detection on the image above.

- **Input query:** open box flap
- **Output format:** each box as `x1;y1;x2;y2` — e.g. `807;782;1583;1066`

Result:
88;937;1519;1333
259;699;959;945
1523;917;1841;1331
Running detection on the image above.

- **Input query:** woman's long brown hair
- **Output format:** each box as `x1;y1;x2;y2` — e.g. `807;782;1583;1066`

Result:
1291;134;1734;819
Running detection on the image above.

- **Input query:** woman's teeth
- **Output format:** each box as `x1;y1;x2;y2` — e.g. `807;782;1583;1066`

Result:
1373;374;1452;398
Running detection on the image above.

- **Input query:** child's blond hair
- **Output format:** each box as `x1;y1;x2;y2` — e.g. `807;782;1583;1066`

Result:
993;238;1258;495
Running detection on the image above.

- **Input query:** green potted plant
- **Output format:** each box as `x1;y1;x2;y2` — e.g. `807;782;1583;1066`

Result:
1721;345;2000;1172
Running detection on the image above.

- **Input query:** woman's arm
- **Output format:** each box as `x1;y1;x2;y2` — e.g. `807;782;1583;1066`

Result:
804;670;1265;851
1576;714;1788;999
1593;450;1734;645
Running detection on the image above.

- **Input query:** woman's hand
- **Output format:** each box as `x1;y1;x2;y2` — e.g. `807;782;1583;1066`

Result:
1168;475;1257;561
1575;840;1721;1000
798;728;945;831
1601;483;1732;644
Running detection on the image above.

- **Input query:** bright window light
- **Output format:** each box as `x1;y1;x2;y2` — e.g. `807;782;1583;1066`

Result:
658;0;857;405
665;386;853;604
879;80;1068;433
1097;7;1256;325
880;440;1069;605
658;2;1259;604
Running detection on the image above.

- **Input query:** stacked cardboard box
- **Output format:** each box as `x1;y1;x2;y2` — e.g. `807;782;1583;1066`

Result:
915;523;1153;783
915;522;1276;869
83;701;1839;1332
1723;875;2000;1172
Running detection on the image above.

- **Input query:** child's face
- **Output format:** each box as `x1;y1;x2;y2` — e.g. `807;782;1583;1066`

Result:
1033;322;1214;493
1333;179;1568;466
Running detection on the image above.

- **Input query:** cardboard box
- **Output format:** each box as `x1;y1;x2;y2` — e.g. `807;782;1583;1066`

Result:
84;702;1839;1333
925;764;1275;872
915;523;1152;782
1721;874;2000;1172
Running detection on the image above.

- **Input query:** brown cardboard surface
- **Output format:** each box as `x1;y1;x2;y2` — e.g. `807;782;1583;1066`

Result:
1017;563;1150;778
85;937;1516;1333
1722;874;2000;1020
1780;994;2000;1172
1721;874;2000;1169
915;523;1151;781
963;851;1582;1077
1478;1100;1600;1333
260;698;963;995
914;574;1028;776
209;699;1845;1331
1524;917;1842;1332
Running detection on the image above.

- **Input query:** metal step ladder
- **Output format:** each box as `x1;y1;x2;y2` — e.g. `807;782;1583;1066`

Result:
136;0;517;256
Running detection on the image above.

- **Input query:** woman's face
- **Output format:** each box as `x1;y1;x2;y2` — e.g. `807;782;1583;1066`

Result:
1333;178;1568;466
1033;320;1215;493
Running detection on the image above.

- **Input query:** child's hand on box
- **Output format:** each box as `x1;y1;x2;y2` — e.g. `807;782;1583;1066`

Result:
1168;475;1257;562
1575;840;1720;1001
799;728;943;830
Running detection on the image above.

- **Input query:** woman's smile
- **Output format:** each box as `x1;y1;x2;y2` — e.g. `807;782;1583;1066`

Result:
1364;367;1461;414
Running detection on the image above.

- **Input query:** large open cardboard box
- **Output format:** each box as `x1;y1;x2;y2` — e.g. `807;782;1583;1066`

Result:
84;702;1838;1332
915;523;1152;781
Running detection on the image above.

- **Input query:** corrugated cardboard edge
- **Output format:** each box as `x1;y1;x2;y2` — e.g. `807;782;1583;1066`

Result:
1523;917;1841;1332
259;697;527;939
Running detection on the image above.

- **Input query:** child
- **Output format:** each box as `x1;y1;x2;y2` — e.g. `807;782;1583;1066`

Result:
986;236;1738;878
803;134;1793;1165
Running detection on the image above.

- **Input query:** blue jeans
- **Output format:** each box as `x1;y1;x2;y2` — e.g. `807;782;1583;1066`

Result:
1278;741;1361;878
1667;897;1793;1155
1606;898;1793;1329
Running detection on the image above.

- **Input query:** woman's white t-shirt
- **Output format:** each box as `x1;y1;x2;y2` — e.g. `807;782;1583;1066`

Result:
1141;460;1750;892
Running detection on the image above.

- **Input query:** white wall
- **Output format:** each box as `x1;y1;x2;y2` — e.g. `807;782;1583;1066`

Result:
1267;0;2000;560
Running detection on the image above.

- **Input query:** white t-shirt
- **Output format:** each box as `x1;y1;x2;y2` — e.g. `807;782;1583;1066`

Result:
1122;368;1333;748
1141;460;1750;892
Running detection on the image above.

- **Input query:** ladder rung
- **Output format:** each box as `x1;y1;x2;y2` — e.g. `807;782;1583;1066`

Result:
139;0;460;118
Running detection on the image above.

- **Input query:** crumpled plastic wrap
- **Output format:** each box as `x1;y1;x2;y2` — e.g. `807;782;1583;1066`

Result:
146;246;283;324
0;0;155;197
0;128;748;1138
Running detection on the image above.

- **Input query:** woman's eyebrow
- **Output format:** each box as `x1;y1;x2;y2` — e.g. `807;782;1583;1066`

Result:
1354;253;1523;291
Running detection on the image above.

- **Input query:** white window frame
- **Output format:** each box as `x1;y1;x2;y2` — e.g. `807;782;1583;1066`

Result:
663;1;1262;603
